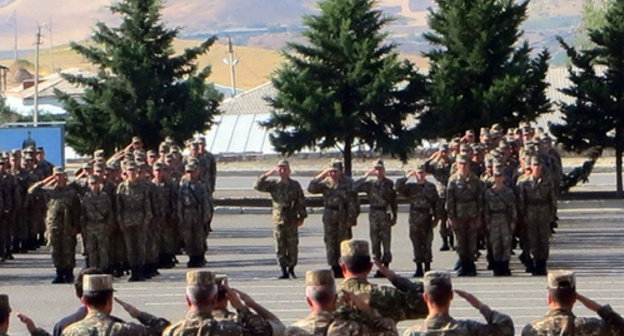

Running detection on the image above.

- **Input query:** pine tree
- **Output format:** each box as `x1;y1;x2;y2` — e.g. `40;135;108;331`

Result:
552;0;624;195
262;0;426;176
419;0;551;139
55;0;221;155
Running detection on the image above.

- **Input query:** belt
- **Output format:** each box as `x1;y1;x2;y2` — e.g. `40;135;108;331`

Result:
370;206;387;211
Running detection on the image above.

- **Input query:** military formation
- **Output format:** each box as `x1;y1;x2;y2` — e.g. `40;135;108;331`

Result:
0;136;216;283
2;239;623;336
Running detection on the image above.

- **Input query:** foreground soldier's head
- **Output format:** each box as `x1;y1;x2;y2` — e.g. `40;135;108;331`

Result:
277;159;291;179
81;274;115;314
0;294;10;333
547;270;576;310
305;270;337;312
185;271;218;312
423;271;453;312
339;239;372;278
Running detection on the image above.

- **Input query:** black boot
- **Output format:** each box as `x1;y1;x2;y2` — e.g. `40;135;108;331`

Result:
413;263;424;277
456;260;468;276
288;266;296;279
332;265;343;279
143;264;153;279
150;263;160;277
453;259;462;271
129;267;145;282
525;258;535;274
439;236;450;251
64;268;75;283
424;262;431;272
533;260;547;276
52;268;64;284
278;266;289;279
502;261;512;276
486;254;494;270
449;234;455;250
112;264;123;278
467;261;477;276
493;261;502;276
187;256;199;268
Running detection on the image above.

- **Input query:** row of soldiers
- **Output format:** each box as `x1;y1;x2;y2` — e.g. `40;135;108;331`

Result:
255;122;563;280
1;135;218;283
2;239;623;336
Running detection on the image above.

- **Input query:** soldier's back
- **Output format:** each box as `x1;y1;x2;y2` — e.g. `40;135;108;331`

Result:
63;312;149;336
164;311;244;336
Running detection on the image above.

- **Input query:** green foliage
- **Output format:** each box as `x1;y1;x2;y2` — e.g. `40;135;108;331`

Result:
55;0;221;155
262;0;425;176
0;97;19;124
418;0;551;140
575;0;613;49
553;0;624;193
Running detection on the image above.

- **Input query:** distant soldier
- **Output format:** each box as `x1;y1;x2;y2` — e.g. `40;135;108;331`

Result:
446;154;483;276
523;270;624;335
152;162;178;269
178;160;212;268
396;164;441;277
424;144;454;251
81;176;114;273
14;153;39;252
196;136;217;196
483;167;517;276
516;156;556;276
0;157;16;262
403;271;514;335
337;239;428;323
354;160;397;276
286;269;397;336
28;168;80;284
116;161;153;281
138;162;159;279
34;147;54;178
308;160;359;278
33;147;53;247
254;160;307;279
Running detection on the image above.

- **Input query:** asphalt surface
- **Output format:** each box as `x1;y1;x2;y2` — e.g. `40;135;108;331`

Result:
2;199;624;335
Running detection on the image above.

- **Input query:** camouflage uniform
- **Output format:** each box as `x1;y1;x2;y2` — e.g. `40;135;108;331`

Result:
403;308;514;336
254;174;307;270
116;179;153;274
423;154;453;249
483;184;517;275
81;187;113;272
308;171;359;269
0;165;16;259
287;309;398;336
63;311;169;336
395;177;441;266
212;308;280;336
354;174;397;265
142;178;160;271
152;177;178;266
14;167;39;251
178;173;212;265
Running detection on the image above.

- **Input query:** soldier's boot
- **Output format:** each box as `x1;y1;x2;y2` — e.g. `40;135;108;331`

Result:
502;261;512;276
525;258;535;274
278;266;289;279
518;251;527;265
143;265;153;279
128;267;145;282
449;234;455;250
64;268;75;283
424;262;431;272
5;251;14;260
533;260;547;276
453;259;462;271
150;263;160;277
413;263;424;277
51;268;64;284
439;236;450;251
492;261;502;276
456;260;468;276
486;253;494;270
288;266;296;279
467;261;477;276
332;265;343;279
38;233;46;247
112;264;123;278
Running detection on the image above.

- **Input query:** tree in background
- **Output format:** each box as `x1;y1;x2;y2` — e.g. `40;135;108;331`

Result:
553;1;624;195
262;0;426;176
55;0;221;155
575;0;613;49
0;97;19;124
418;0;551;139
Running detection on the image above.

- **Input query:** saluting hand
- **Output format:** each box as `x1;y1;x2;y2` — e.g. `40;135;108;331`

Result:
454;289;485;310
16;313;37;333
115;298;140;318
577;293;602;312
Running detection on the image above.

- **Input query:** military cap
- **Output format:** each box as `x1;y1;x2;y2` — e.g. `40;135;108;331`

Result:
147;150;157;157
277;159;290;167
170;145;181;154
83;274;114;292
191;137;202;145
491;123;503;132
489;130;502;138
490;149;502;158
196;136;206;145
493;167;503;176
164;153;174;161
540;135;552;143
23;154;34;161
159;143;170;153
153;161;165;170
93;149;106;158
479;127;489;135
185;163;197;172
0;156;5;164
93;163;106;172
186;270;217;287
340;239;369;258
125;161;137;170
132;136;142;144
329;159;343;171
456;154;470;164
165;136;175;144
522;126;534;135
423;271;452;290
439;143;449;151
459;144;472;152
1;152;8;160
507;128;516;136
53;167;65;175
134;150;146;158
484;158;493;167
0;294;10;313
450;138;460;146
88;175;99;184
36;147;44;154
374;160;385;169
533;135;543;143
305;270;335;287
547;270;576;289
23;146;35;153
10;149;20;156
471;143;484;152
529;156;541;165
107;161;121;170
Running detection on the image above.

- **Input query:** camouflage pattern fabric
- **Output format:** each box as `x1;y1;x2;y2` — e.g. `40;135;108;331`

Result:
516;176;556;260
164;309;268;336
81;190;113;270
522;306;624;336
63;311;169;336
403;307;514;336
178;179;211;258
483;186;517;262
116;180;153;268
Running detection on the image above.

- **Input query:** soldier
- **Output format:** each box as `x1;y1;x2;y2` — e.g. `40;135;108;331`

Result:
423;144;454;251
196;136;217;196
403;271;514;335
337;239;428;323
81;176;114;273
286;269;397;336
14;153;39;253
483;167;517;276
308;160;359;278
164;271;274;336
33;147;53;248
0;157;14;262
254;160;307;279
152;161;178;269
116;161;153;281
63;274;170;336
522;270;624;335
354;160;397;276
396;164;441;277
34;147;54;178
178;160;212;268
516;156;556;276
0;294;51;336
446;154;483;276
137;162;159;279
28;168;80;283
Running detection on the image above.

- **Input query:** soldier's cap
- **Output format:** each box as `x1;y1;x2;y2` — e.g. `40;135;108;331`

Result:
485;158;493;167
0;294;10;314
305;270;335;287
456;154;470;164
490;130;502;138
195;137;206;145
53;167;65;175
493;167;503;176
547;270;576;290
465;129;475;136
482;132;491;140
424;271;452;291
507;128;516;135
374;160;384;169
439;143;449;151
10;149;20;156
125;161;137;171
186;271;217;288
192;137;202;145
83;274;114;292
23;154;34;162
107;161;121;170
131;136;142;144
153;162;166;170
93;163;106;172
164;153;174;160
541;135;552;143
277;159;289;168
93;149;106;158
529;156;541;166
471;143;484;152
498;142;509;150
185;163;197;172
479;127;489;134
0;156;5;164
329;159;343;171
23;146;35;153
491;123;503;131
522;126;534;134
159;143;170;152
459;144;472;152
340;239;370;258
36;147;44;153
145;150;156;157
533;135;543;143
165;136;175;143
450;138;460;145
88;175;99;184
170;146;181;154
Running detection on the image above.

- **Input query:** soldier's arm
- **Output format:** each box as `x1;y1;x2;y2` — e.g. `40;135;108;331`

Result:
353;177;368;193
430;185;443;224
577;293;624;334
115;185;124;225
254;174;276;193
483;193;491;231
388;182;398;222
510;191;518;232
294;182;307;220
234;289;285;336
116;298;171;335
373;261;428;320
27;180;46;195
454;290;514;336
445;180;456;219
307;178;326;194
143;187;153;225
395;177;409;197
15;313;52;336
520;324;538;336
209;156;217;194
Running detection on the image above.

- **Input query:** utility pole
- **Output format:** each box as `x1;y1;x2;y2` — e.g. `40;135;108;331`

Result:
222;36;239;97
9;11;18;61
34;24;44;127
48;18;54;71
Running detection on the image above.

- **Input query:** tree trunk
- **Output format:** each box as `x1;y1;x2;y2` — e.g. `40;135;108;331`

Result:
616;141;623;197
343;137;353;177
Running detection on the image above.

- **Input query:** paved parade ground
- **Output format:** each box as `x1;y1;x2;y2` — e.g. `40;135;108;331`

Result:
1;199;624;335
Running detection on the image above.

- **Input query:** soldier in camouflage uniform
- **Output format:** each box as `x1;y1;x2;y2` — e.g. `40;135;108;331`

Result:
354;160;397;276
178;160;212;268
196;136;217;196
286;269;397;336
445;154;483;276
28;168;80;284
483;167;517;276
522;270;624;335
254;160;307;279
33;147;53;248
81;176;113;273
152;161;178;269
14;153;39;253
63;274;170;336
137;162;159;279
396;164;441;277
164;271;273;336
308;160;360;278
516;156;556;276
423;144;454;251
337;239;428;323
403;271;514;336
0;157;15;262
116;161;153;281
0;294;53;336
